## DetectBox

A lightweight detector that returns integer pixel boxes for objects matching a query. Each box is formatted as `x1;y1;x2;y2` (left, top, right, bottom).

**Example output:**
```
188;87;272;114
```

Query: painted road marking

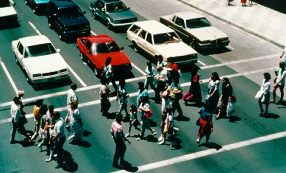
131;62;146;76
201;53;280;70
112;131;286;173
197;60;206;66
0;57;18;95
90;30;96;36
0;66;275;124
28;21;88;87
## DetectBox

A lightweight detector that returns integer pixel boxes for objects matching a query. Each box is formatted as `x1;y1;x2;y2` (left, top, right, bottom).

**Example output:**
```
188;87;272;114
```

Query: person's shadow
56;150;78;172
119;161;138;172
199;142;222;150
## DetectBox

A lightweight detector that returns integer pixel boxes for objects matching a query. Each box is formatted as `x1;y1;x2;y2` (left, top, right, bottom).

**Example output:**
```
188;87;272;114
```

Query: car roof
132;20;174;35
19;35;51;47
86;34;114;43
174;11;205;20
100;0;121;4
50;0;77;8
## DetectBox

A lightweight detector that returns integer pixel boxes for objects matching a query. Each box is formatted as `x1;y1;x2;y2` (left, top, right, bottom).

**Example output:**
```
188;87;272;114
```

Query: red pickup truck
76;34;132;75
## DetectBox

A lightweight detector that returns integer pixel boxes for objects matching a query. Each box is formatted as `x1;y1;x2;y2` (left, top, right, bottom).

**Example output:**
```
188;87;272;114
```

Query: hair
222;77;230;84
211;72;220;81
71;83;77;90
119;79;126;87
53;111;61;119
71;101;78;110
13;97;20;104
279;61;285;69
137;81;144;89
115;114;122;122
147;61;152;67
40;104;48;115
105;57;112;65
48;105;54;112
130;104;137;112
263;72;271;81
35;99;43;107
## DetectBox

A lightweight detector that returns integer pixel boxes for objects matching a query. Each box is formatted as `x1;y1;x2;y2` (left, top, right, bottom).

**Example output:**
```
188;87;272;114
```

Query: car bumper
29;73;69;84
62;29;90;39
198;40;230;49
167;54;198;64
110;21;134;29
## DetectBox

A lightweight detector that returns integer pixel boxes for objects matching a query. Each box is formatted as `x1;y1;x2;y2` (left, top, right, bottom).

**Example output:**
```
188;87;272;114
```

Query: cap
17;90;24;96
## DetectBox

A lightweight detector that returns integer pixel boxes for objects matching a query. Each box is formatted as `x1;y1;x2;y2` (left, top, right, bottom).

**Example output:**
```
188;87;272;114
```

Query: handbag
19;115;27;125
255;90;263;99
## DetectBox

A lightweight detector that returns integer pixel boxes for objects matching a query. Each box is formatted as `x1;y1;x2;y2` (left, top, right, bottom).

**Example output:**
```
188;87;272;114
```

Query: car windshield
58;7;82;17
186;17;211;29
153;32;180;44
106;2;127;12
0;1;10;7
25;43;56;58
91;41;120;54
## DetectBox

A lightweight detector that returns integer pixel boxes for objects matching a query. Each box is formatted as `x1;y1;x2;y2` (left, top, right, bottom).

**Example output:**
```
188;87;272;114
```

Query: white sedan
11;35;69;84
160;11;230;49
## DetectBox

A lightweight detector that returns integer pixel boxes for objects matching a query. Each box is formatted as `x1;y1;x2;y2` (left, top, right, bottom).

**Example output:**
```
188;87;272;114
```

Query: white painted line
112;131;286;173
197;60;206;66
226;45;234;50
90;30;97;36
131;62;146;76
201;53;280;70
0;57;18;95
28;21;41;35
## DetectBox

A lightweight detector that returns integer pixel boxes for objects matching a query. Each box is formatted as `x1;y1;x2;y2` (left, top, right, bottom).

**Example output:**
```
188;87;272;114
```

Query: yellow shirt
33;105;40;119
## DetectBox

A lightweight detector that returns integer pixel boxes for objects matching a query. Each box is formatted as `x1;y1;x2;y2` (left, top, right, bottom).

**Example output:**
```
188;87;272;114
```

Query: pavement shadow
83;130;92;137
118;161;138;172
149;120;157;127
199;47;231;56
169;136;182;150
199;142;222;150
228;115;241;123
145;135;158;143
70;140;91;148
174;116;190;121
56;150;78;172
103;112;117;119
260;113;280;119
32;78;72;91
0;22;20;30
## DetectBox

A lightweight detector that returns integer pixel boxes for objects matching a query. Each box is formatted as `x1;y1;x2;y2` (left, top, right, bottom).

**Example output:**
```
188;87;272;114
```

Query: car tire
107;20;112;30
32;9;36;14
24;0;28;5
48;22;53;29
59;34;64;41
15;55;19;65
80;53;87;63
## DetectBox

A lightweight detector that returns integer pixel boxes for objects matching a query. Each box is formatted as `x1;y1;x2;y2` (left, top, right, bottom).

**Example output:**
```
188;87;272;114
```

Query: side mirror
56;49;60;53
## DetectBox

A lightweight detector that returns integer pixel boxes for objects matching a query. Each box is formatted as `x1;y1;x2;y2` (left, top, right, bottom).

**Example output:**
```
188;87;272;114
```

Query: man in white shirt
67;83;78;108
272;62;286;104
10;97;29;144
280;46;286;65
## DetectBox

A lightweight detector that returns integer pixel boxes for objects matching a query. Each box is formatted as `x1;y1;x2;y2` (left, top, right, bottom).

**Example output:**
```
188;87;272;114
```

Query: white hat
17;90;24;95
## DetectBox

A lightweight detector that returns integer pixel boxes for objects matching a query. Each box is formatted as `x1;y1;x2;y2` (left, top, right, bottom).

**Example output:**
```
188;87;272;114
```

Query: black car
25;0;50;14
90;0;137;30
48;0;90;41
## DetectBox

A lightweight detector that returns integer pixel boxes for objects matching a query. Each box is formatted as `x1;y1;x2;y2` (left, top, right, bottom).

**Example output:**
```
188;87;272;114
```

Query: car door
136;29;149;53
93;0;105;21
143;32;156;57
173;16;189;41
16;42;24;65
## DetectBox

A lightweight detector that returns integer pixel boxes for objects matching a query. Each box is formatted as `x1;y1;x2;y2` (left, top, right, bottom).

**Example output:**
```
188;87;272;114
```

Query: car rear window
91;41;120;54
25;43;56;58
153;32;180;44
186;17;210;29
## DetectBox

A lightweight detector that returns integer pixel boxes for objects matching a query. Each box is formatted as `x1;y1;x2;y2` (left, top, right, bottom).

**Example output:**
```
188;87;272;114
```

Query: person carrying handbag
258;73;271;116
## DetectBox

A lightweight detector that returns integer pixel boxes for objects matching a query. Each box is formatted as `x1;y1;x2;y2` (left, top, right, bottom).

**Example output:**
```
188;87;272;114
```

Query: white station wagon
127;20;197;64
160;11;230;49
11;35;69;84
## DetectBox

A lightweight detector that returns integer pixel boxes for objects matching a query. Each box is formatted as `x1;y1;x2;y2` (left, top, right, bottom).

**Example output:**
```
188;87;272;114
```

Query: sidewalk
178;0;286;48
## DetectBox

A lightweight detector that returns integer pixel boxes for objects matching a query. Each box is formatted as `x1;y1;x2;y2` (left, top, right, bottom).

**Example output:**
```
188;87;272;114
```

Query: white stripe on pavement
0;57;18;95
201;53;280;70
197;60;206;66
131;62;146;76
112;131;286;173
28;21;41;35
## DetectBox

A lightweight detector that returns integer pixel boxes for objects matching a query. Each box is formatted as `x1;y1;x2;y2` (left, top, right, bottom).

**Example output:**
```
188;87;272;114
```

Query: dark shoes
10;140;16;144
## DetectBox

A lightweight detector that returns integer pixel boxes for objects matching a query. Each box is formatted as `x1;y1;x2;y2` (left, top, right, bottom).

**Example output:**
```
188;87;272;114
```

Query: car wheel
48;22;53;29
107;20;112;30
80;53;87;63
24;0;28;5
59;34;64;41
32;8;36;14
15;55;19;65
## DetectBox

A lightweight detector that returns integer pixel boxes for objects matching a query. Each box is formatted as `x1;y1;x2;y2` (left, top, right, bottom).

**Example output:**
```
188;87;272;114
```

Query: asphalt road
0;0;285;172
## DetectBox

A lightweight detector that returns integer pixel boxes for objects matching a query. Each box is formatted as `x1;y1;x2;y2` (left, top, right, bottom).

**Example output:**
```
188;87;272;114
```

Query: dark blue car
25;0;50;14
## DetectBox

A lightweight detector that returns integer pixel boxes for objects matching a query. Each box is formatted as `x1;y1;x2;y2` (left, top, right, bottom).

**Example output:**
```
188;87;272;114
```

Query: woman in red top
196;107;213;145
183;67;202;106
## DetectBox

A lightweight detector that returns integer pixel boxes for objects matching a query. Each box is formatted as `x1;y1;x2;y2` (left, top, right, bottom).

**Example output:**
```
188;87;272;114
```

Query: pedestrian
205;72;220;114
137;99;157;141
116;79;129;118
111;115;131;168
156;56;167;70
216;77;234;119
10;97;30;144
66;102;83;143
29;99;43;143
125;104;141;138
144;61;156;91
161;90;172;115
37;104;48;151
227;0;233;5
136;81;149;107
102;57;118;93
99;78;111;116
154;66;168;104
258;72;271;116
280;46;286;65
168;78;184;119
67;83;78;110
272;62;286;104
158;107;175;145
17;90;25;108
44;105;56;160
183;67;202;106
196;107;213;145
166;62;181;84
46;111;66;166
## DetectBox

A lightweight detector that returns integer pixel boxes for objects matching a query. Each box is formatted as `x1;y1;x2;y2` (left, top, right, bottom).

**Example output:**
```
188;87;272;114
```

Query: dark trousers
172;100;183;116
113;139;126;165
101;98;111;115
54;136;66;159
10;121;29;142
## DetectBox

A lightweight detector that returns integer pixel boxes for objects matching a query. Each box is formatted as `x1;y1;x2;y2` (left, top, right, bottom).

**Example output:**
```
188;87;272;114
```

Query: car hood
35;0;50;4
22;53;68;74
90;51;130;70
107;10;136;21
154;41;197;58
0;7;17;17
58;16;90;27
186;26;228;41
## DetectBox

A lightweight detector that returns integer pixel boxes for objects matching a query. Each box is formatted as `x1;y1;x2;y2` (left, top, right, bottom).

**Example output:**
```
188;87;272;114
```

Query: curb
177;0;284;48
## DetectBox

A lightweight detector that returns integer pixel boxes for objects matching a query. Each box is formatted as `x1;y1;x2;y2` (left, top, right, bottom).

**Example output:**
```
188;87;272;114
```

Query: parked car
89;0;137;30
76;34;132;75
160;11;230;49
25;0;50;14
11;35;70;84
0;0;18;26
127;20;197;64
48;0;90;41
